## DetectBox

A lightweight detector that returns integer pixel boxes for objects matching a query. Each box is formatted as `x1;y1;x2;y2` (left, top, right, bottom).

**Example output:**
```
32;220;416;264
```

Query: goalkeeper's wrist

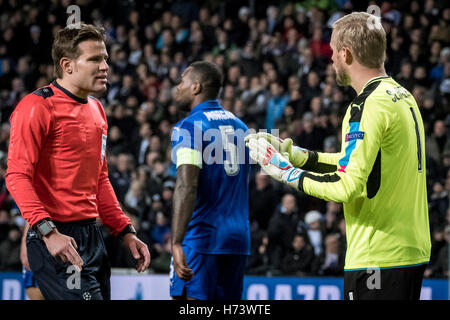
281;167;304;190
290;146;309;167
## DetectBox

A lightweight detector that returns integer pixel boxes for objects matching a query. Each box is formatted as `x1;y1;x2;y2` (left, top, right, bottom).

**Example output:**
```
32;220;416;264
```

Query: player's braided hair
52;23;105;78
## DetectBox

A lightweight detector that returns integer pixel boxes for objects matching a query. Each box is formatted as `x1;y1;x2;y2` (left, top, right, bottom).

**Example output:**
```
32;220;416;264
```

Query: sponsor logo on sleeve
345;131;365;142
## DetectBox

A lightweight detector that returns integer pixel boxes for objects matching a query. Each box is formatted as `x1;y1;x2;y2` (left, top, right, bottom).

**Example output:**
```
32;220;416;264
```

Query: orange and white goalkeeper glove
246;136;303;190
246;132;309;168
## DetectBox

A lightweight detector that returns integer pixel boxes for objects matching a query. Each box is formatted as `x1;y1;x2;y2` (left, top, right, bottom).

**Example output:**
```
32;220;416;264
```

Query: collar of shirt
359;75;391;95
52;80;88;104
189;100;221;116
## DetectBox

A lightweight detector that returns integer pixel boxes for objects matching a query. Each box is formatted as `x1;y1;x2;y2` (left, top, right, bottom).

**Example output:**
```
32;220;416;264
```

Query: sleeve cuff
298;173;306;193
117;224;136;241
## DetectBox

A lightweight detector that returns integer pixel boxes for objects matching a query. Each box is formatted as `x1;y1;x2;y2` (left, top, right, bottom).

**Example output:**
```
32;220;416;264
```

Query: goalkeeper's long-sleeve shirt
298;76;431;270
5;81;131;235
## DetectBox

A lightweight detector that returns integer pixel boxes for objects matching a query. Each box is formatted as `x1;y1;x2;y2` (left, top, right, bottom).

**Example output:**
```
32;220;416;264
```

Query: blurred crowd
0;0;449;279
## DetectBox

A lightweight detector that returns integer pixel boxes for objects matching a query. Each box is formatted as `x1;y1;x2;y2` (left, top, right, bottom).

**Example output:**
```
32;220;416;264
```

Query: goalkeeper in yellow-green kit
246;12;431;300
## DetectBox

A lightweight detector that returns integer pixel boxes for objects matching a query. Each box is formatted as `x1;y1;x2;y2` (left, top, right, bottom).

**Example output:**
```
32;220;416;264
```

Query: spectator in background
424;225;450;278
428;181;449;229
314;233;345;276
426;120;447;166
295;111;327;151
396;59;415;91
301;70;322;107
324;201;342;235
132;122;153;165
265;81;290;131
244;76;270;128
0;210;10;243
281;233;315;277
249;171;279;231
0;224;21;271
107;126;130;156
309;26;332;61
430;47;450;83
426;225;447;275
246;231;279;276
124;180;147;219
0;157;11;211
267;193;300;271
304;210;324;257
151;212;171;252
109;153;134;204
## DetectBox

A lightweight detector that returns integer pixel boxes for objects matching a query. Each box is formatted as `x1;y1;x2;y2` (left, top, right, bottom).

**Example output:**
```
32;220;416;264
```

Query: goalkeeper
247;12;430;300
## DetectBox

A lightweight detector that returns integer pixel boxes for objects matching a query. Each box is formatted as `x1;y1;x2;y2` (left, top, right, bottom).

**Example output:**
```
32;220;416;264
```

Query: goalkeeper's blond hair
332;12;386;69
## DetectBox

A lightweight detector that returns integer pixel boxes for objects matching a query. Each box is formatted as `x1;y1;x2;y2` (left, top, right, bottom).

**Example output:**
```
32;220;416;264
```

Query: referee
6;24;150;300
247;12;431;300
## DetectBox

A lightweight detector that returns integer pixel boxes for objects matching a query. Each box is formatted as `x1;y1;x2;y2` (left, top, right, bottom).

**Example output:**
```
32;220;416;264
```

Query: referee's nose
99;58;109;73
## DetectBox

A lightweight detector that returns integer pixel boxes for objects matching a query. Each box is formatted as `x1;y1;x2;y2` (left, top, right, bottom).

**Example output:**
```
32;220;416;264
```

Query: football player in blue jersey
170;61;251;300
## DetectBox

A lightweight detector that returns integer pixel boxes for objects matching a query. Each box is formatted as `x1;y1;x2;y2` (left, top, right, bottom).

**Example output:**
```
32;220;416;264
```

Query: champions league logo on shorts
82;292;92;300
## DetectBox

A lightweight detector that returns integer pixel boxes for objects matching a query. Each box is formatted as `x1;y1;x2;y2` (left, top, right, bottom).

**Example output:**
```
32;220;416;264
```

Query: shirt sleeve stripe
338;122;361;169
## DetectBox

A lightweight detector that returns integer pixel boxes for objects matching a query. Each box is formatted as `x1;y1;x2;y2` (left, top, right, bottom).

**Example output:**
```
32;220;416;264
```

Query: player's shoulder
87;95;104;108
88;95;99;102
365;77;413;108
233;115;249;131
32;85;55;99
16;86;53;112
174;114;204;131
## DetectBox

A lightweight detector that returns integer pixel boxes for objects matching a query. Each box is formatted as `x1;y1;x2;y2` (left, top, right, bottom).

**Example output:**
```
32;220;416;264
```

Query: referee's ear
60;57;74;76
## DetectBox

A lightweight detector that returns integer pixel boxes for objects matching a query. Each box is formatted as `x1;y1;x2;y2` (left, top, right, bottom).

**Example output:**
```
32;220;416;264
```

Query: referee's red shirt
6;81;131;235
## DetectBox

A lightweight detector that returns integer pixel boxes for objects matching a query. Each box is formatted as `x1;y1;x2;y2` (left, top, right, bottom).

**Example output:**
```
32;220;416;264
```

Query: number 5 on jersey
219;125;239;176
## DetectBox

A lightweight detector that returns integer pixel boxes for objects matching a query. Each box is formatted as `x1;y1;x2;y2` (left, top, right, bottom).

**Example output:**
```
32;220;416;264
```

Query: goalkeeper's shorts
169;245;247;300
343;263;427;300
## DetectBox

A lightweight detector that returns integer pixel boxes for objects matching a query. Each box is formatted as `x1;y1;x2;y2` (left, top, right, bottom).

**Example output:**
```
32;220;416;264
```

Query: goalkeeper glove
245;132;309;167
247;137;303;190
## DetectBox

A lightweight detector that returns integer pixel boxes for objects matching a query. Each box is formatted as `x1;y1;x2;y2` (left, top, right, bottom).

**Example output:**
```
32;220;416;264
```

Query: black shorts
343;264;427;300
27;218;111;300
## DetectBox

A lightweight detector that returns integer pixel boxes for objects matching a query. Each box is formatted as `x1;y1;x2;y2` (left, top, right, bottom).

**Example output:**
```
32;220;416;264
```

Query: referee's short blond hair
332;12;386;69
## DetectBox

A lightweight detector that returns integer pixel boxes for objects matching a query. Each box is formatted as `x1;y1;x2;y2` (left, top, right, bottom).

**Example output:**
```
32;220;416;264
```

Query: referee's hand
123;234;151;273
43;230;84;272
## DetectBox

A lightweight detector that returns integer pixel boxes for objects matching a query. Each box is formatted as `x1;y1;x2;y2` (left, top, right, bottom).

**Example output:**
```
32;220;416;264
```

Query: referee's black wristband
118;224;136;241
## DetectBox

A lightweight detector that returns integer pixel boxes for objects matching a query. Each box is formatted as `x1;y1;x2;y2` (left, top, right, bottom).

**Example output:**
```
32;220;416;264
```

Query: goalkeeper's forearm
299;150;340;173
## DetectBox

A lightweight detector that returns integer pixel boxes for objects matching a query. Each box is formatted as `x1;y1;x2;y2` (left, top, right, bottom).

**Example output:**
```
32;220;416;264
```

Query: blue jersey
171;100;250;255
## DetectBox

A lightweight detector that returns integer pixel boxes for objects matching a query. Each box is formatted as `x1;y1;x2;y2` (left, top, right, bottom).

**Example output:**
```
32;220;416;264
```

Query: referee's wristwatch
33;219;56;239
118;224;137;241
